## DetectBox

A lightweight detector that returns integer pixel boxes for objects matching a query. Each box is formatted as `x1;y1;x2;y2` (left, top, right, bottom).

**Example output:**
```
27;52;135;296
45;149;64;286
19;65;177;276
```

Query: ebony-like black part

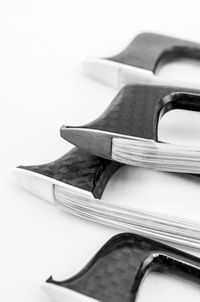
109;32;200;72
18;148;121;199
47;233;200;302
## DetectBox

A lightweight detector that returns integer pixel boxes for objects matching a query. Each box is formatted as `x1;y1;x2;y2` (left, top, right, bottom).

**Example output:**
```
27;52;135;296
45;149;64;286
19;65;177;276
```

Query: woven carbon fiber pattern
109;32;200;72
83;85;162;140
18;148;121;199
63;84;200;143
47;233;200;302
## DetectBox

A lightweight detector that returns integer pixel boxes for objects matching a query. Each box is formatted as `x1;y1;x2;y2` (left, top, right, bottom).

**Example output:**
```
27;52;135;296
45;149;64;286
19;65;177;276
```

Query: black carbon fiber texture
63;84;200;144
47;233;200;302
109;32;200;72
18;148;121;199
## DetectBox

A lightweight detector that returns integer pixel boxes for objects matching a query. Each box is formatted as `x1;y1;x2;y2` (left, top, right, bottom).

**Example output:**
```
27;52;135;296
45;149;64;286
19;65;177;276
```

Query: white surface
2;1;200;301
42;283;99;302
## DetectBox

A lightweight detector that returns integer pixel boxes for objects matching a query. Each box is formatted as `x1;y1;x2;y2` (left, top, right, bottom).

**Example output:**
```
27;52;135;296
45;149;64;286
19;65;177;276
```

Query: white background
2;0;200;301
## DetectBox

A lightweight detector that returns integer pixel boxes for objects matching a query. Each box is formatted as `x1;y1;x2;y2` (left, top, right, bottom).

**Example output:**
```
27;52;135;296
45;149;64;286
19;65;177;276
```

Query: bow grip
61;84;200;159
15;148;121;201
109;32;200;72
45;233;200;302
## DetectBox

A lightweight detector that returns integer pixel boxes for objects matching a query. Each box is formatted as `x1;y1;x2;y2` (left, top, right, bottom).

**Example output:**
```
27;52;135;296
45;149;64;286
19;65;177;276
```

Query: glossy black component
109;32;200;72
47;233;200;302
60;84;200;159
18;148;121;199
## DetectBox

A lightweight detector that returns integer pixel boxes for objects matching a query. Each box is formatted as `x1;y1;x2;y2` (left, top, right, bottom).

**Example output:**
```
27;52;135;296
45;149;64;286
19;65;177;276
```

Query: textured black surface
109;32;200;72
47;233;200;302
61;84;200;158
18;148;121;199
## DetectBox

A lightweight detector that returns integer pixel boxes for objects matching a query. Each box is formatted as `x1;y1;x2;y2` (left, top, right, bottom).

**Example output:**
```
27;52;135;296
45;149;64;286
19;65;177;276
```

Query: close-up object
14;148;200;249
3;2;200;301
83;32;200;88
61;84;200;174
42;233;200;302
